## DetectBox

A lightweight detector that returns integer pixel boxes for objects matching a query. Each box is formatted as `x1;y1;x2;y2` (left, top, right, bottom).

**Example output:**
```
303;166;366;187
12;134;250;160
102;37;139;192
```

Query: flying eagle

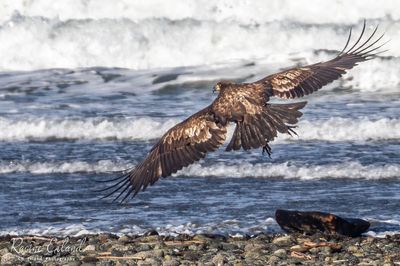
99;22;385;202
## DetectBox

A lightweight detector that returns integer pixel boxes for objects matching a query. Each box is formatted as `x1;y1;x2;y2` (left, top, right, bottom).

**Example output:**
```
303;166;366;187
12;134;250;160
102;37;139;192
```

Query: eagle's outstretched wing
100;107;226;202
256;21;387;99
99;22;385;201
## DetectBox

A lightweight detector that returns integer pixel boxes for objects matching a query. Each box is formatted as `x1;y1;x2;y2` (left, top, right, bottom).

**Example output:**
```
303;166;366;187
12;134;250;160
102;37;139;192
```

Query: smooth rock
82;244;96;252
212;253;226;266
134;250;164;259
0;248;9;256
144;229;159;236
290;245;308;252
140;235;160;242
144;257;161;265
309;247;320;254
244;242;264;252
347;245;359;253
1;253;19;265
163;259;180;266
319;246;332;255
110;244;129;252
325;257;333;264
268;255;280;264
233;262;244;266
272;235;292;246
273;248;287;258
353;252;365;257
118;235;130;242
183;251;199;261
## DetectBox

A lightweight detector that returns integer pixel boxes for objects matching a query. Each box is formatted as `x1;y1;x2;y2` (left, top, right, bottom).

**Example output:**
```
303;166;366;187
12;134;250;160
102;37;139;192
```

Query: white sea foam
0;225;105;237
365;230;400;238
0;160;128;174
1;218;399;237
1;0;399;24
278;117;400;142
1;116;399;142
2;159;399;180
181;161;400;180
0;117;179;141
0;10;398;71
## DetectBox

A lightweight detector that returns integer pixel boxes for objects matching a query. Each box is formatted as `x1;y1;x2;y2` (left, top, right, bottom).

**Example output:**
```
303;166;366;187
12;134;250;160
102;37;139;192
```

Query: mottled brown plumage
100;21;385;202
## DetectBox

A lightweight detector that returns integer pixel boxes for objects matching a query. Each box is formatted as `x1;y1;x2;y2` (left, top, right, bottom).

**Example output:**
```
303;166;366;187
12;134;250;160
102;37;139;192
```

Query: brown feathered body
100;21;386;202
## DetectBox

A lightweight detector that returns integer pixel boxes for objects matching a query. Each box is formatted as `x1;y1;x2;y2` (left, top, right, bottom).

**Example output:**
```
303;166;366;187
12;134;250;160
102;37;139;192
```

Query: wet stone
272;235;292;246
144;230;159;236
273;248;287;258
82;244;96;252
0;233;399;264
118;235;130;243
183;251;199;261
212;253;226;265
319;246;332;255
268;255;280;264
1;253;20;265
162;259;180;266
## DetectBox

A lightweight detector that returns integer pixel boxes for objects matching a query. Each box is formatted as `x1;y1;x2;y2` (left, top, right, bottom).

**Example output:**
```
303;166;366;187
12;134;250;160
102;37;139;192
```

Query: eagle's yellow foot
262;143;272;158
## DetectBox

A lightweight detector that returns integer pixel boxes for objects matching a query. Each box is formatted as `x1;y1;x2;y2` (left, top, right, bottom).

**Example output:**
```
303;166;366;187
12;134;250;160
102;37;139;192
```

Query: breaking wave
0;160;127;174
1;0;399;24
1;116;399;142
279;117;400;142
181;161;400;180
0;8;398;71
1;160;399;180
0;117;179;141
2;218;399;237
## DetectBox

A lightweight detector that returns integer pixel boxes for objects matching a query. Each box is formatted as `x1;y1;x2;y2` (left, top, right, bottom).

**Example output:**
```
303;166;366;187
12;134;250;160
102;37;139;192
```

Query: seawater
0;0;399;237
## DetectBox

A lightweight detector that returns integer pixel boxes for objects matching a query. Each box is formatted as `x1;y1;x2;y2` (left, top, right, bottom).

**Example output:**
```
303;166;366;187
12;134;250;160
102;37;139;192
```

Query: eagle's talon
288;126;298;137
262;143;272;158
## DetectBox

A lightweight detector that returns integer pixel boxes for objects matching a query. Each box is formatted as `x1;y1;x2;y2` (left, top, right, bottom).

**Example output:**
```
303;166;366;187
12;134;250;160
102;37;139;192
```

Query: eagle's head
213;81;233;93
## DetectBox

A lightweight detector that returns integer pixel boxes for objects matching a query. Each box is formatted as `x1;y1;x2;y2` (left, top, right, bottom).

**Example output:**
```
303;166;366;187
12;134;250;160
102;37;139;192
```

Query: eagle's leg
262;142;272;158
287;125;298;137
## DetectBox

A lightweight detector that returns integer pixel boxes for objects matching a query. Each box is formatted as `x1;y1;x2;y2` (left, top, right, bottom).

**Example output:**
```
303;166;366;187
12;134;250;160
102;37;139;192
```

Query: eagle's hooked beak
213;84;220;93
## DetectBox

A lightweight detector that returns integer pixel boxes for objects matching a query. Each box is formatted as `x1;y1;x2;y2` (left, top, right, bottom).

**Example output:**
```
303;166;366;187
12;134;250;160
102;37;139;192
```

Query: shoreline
1;232;399;265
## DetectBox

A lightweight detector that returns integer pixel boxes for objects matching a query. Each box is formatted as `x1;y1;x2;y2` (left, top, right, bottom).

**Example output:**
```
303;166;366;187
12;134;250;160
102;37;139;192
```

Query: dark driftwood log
275;209;370;237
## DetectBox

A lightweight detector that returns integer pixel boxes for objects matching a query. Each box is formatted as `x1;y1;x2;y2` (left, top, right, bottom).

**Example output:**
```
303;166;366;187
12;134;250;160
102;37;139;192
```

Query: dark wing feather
102;107;226;202
256;21;386;99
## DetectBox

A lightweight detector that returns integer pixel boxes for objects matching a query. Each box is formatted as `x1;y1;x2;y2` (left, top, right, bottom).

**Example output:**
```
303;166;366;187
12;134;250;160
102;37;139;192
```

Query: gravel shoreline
1;232;399;265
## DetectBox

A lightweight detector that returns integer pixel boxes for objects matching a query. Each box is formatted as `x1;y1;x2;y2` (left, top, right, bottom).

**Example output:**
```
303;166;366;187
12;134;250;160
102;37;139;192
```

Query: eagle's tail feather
267;101;307;127
226;101;307;152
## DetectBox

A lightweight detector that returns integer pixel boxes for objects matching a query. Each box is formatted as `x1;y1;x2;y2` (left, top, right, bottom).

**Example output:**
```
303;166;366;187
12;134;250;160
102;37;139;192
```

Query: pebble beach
1;232;399;265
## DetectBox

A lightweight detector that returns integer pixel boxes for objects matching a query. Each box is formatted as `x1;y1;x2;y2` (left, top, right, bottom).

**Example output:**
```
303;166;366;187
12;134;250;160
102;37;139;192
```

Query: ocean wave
2;218;399;237
4;220;399;237
0;116;399;142
181;161;400;180
0;219;274;237
279;117;400;142
0;13;398;71
1;0;399;24
0;160;128;174
2;159;399;180
0;117;179;141
1;55;399;96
